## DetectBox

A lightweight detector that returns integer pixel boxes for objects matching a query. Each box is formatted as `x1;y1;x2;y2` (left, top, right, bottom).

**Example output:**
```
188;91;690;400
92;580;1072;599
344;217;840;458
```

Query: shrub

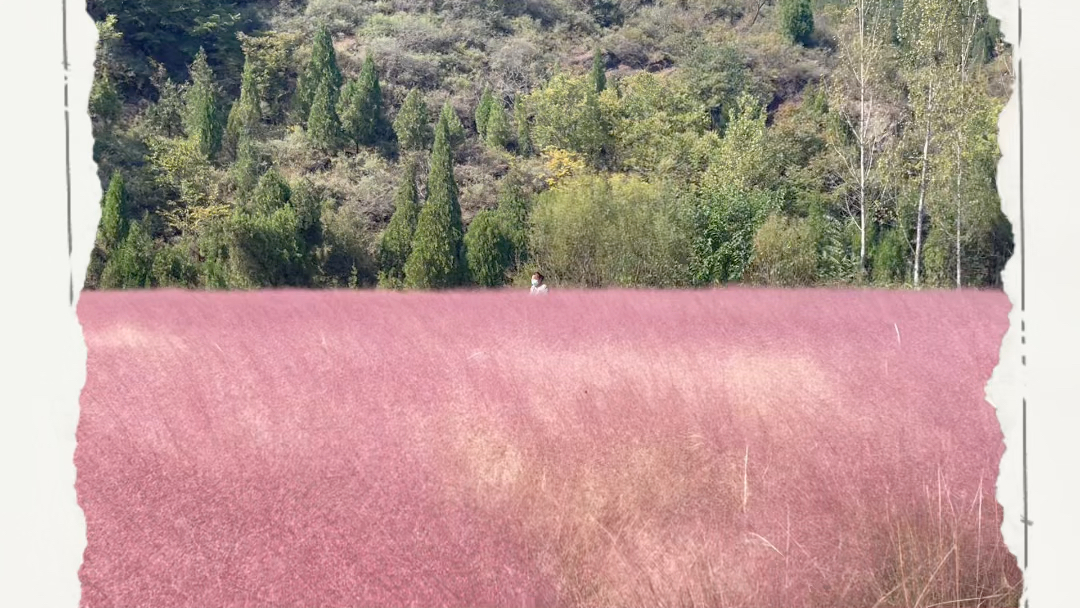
779;0;815;46
529;173;692;287
464;210;514;287
746;214;819;286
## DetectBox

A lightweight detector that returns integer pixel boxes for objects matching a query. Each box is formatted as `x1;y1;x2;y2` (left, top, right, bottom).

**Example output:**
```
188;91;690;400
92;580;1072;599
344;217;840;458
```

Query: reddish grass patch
76;288;1021;608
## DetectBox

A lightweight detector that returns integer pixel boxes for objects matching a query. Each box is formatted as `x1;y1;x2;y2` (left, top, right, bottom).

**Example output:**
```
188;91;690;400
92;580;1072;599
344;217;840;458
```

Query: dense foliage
86;0;1012;291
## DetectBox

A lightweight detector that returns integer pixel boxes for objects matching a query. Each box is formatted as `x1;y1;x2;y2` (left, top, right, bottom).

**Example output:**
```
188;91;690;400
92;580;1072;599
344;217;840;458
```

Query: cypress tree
393;88;433;152
298;27;343;120
404;115;466;288
337;79;363;152
308;78;342;152
591;48;607;93
356;52;389;146
99;171;128;251
233;134;264;196
475;88;495;140
224;55;262;159
100;220;155;289
183;48;224;160
440;99;466;148
377;159;422;286
514;96;533;156
485;101;511;149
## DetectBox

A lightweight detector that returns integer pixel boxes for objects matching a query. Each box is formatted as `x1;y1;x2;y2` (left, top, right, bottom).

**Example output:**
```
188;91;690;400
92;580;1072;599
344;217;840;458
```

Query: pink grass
76;288;1021;608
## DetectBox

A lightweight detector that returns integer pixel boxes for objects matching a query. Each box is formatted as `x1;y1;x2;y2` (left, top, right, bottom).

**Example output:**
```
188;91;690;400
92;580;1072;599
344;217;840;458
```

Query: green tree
404;116;466;288
100;220;155;289
298;27;343;120
226;205;304;287
484;101;511;149
183;48;224;160
308;78;343;152
495;174;531;269
690;183;779;286
337;79;365;152
152;239;200;288
290;178;325;279
223;54;263;159
339;53;389;149
98;171;128;251
465;210;513;286
779;0;815;46
514;96;533;156
528;73;609;165
377;159;422;287
602;72;709;176
591;48;607;93
248;169;291;214
828;0;896;278
703;93;776;192
530;174;692;287
393;88;433;152
145;60;185;138
745;214;819;286
475;88;495;140
358;52;390;145
89;70;122;125
232;134;265;196
440;100;466;148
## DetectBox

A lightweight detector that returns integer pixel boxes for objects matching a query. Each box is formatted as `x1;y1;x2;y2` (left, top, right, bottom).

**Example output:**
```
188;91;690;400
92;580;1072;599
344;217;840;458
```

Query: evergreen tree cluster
86;0;1012;292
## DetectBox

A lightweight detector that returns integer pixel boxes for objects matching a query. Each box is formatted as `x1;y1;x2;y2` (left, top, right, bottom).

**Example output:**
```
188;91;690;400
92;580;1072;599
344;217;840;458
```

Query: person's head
531;272;544;287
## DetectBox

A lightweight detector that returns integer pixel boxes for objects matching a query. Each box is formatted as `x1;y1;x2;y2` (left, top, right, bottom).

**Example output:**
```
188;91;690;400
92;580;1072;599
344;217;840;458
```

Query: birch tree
944;0;990;287
828;0;894;278
898;0;963;288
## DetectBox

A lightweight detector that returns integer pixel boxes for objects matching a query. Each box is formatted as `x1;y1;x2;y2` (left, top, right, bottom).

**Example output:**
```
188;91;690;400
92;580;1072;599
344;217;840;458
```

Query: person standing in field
530;272;549;295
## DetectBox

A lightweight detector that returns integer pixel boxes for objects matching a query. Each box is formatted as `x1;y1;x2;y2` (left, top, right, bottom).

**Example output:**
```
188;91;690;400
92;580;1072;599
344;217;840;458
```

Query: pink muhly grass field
76;287;1021;608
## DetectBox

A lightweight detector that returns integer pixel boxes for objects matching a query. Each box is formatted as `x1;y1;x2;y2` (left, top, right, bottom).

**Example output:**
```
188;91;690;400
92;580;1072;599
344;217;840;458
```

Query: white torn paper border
3;0;1074;606
984;1;1026;606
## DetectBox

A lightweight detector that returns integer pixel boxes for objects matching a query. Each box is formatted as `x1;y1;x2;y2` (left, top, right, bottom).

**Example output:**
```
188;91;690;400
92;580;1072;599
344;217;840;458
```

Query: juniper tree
377;159;422;286
358;52;390;145
308;78;343;152
485;101;511;149
591;48;607;93
514;96;533;156
440;99;466;148
404;116;466;288
298;27;343;120
475;87;495;140
99;171;128;251
337;79;364;152
393;88;433;152
224;55;263;159
183;48;224;160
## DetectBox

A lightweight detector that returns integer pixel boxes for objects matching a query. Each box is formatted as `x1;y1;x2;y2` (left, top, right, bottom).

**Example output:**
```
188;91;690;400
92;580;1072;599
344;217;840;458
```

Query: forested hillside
85;0;1013;290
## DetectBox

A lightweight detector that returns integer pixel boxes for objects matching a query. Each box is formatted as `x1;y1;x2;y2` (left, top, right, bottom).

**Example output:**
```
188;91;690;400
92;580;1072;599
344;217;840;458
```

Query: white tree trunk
913;80;934;289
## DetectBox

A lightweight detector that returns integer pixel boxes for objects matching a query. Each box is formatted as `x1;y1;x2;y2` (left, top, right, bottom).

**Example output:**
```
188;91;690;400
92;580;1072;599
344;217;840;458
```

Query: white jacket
530;284;549;295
